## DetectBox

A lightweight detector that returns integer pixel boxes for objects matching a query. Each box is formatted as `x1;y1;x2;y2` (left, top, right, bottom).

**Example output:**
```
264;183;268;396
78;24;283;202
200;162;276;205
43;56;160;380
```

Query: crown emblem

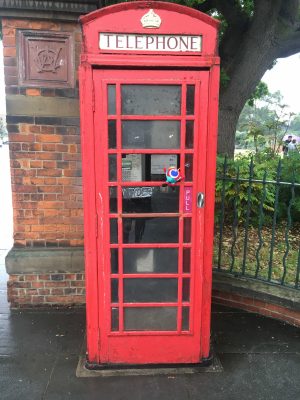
141;9;161;29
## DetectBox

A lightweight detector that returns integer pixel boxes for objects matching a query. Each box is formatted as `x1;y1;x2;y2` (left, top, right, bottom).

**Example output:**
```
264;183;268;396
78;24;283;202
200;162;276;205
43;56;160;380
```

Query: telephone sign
79;1;220;367
99;33;202;52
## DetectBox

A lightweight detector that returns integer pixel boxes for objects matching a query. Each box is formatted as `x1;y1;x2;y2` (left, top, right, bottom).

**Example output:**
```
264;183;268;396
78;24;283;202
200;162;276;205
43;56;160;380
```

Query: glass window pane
185;120;194;149
122;154;143;182
108;120;116;149
111;307;119;331
182;307;190;331
108;85;116;115
110;218;118;244
122;85;181;115
182;278;190;301
186;85;195;115
109;186;117;213
109;154;117;181
183;248;191;273
124;248;178;274
122;153;179;182
122;120;180;149
122;186;179;213
185;154;193;182
111;278;118;303
123;217;179;243
124;307;177;331
124;278;178;302
111;248;118;274
183;218;192;243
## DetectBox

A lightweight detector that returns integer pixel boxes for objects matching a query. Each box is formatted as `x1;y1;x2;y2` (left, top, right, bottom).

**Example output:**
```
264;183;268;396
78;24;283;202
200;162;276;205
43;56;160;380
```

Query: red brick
36;134;62;143
42;144;56;151
65;274;76;280
3;47;16;57
30;161;43;168
25;275;37;281
5;19;30;28
29;125;41;133
45;281;68;288
51;289;65;295
38;275;50;280
35;152;62;160
31;296;45;303
9;275;21;282
26;88;41;96
44;178;57;185
56;144;68;152
9;133;35;142
37;169;62;177
31;282;45;289
38;289;50;295
2;27;16;36
44;296;72;303
40;126;55;134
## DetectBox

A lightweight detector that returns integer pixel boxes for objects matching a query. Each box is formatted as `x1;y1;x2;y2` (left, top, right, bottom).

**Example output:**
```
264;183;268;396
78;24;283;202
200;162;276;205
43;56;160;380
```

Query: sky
262;53;300;114
0;42;299;116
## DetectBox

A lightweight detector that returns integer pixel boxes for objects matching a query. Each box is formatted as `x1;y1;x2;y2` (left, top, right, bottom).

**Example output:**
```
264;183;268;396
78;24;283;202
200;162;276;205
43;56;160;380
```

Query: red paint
79;1;220;366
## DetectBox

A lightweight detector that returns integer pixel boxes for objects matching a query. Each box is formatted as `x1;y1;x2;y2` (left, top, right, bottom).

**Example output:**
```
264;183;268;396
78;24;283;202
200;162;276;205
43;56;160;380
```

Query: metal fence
214;156;300;290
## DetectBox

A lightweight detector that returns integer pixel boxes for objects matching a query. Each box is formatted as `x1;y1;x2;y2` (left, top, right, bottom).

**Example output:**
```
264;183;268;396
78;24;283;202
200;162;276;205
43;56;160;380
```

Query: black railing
214;156;300;290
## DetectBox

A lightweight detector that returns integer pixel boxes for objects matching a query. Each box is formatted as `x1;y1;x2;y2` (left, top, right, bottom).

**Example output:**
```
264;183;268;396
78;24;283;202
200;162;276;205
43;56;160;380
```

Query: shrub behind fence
214;154;300;289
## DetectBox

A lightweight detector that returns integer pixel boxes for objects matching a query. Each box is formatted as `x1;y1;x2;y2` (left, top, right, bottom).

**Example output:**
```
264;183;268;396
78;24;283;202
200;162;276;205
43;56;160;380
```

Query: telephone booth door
79;1;220;366
92;69;209;364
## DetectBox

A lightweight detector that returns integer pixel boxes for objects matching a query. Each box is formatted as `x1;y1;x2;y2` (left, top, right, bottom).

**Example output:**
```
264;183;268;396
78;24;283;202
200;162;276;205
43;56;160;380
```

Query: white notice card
151;155;178;175
122;154;142;181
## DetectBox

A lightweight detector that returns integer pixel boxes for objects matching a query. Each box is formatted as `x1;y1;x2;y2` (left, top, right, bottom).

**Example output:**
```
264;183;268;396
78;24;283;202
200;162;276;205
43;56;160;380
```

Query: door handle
197;192;205;208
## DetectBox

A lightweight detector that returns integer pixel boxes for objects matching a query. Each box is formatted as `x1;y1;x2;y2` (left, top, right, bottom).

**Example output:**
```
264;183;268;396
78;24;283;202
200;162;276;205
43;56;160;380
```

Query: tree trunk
216;0;284;156
217;105;241;156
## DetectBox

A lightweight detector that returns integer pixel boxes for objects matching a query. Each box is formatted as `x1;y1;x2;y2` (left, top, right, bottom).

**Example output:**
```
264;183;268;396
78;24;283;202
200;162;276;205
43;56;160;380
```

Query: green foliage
220;68;230;88
216;151;300;226
247;82;269;107
0;118;7;140
239;0;254;16
290;114;300;133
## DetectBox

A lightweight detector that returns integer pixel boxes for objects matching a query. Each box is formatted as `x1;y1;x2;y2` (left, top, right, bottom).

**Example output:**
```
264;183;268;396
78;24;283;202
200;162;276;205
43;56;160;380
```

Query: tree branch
214;0;249;26
278;0;300;27
277;30;300;57
194;0;216;14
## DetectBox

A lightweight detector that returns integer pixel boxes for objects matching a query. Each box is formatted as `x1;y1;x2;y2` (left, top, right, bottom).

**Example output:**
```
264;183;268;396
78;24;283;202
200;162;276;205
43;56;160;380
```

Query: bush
215;150;300;225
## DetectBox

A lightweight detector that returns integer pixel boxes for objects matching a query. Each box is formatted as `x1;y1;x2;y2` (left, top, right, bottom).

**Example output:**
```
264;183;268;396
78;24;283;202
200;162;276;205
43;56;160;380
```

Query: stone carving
33;46;62;73
18;30;74;88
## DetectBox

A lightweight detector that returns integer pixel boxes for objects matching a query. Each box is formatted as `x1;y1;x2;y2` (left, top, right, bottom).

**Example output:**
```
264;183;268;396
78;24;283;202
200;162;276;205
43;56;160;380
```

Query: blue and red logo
164;167;183;185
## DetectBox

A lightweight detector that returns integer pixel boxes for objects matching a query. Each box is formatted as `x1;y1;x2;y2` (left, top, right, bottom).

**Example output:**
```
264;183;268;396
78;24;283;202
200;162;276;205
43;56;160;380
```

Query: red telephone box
79;1;220;366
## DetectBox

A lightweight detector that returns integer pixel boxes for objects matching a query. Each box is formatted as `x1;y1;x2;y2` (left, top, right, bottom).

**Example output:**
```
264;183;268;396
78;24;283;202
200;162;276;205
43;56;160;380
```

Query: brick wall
212;290;300;327
3;17;85;306
7;272;85;307
3;18;83;249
